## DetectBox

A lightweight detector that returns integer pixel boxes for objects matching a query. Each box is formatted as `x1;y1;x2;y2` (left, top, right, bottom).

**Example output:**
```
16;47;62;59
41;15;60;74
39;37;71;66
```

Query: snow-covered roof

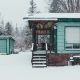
24;13;80;20
0;35;15;40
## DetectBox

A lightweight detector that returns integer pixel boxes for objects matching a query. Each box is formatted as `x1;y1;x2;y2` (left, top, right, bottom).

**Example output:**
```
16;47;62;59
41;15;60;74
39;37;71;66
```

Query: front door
0;39;7;53
37;35;50;50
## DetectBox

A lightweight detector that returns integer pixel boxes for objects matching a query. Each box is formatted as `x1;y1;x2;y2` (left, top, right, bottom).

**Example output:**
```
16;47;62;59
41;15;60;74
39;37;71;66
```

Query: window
65;27;80;49
38;35;50;43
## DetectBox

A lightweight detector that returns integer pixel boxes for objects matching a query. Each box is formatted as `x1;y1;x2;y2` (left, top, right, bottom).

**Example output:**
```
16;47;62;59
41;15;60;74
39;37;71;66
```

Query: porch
29;20;57;67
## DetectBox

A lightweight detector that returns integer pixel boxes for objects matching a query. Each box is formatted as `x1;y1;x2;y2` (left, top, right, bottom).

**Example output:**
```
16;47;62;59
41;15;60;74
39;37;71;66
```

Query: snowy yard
0;50;80;80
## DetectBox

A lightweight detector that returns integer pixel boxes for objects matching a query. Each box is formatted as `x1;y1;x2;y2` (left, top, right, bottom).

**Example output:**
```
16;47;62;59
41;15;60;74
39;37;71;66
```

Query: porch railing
45;43;48;66
31;43;34;63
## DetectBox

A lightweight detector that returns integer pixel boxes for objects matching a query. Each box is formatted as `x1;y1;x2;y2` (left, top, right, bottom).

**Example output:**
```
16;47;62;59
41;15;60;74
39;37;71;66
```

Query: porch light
54;26;57;29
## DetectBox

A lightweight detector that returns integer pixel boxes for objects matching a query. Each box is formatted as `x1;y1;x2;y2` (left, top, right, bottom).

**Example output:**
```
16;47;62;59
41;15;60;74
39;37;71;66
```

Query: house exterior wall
10;39;14;54
0;37;14;55
6;39;10;54
56;22;80;53
0;39;7;54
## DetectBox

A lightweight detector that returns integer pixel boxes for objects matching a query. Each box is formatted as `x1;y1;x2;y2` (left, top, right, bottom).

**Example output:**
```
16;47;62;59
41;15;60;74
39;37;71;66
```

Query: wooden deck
47;53;71;66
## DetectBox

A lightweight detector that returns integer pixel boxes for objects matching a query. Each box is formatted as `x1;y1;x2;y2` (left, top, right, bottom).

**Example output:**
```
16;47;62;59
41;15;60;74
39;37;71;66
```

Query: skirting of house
47;53;80;66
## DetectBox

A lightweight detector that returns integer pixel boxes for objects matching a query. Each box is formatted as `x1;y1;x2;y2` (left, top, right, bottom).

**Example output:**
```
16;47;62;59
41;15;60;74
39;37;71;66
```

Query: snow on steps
33;51;46;54
32;64;47;68
33;58;46;60
32;61;46;63
33;56;46;58
32;50;47;68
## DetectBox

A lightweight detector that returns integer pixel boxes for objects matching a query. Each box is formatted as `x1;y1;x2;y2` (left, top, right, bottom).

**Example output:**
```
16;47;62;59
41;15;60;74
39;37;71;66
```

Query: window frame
65;26;80;50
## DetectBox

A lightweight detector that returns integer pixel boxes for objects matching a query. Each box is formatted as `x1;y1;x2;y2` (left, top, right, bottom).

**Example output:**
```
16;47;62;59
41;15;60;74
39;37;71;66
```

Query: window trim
65;26;80;50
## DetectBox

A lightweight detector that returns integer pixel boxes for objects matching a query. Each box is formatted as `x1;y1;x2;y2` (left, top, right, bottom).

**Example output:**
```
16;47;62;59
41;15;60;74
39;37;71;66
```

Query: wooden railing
31;42;48;66
45;43;48;66
31;43;34;63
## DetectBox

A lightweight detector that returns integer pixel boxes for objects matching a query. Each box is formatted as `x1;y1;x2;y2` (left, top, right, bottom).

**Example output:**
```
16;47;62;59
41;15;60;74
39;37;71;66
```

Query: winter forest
0;0;80;51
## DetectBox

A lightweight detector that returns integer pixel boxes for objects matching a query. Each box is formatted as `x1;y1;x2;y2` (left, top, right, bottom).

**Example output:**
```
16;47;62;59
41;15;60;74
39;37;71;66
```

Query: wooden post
31;43;34;64
46;43;48;66
50;28;52;54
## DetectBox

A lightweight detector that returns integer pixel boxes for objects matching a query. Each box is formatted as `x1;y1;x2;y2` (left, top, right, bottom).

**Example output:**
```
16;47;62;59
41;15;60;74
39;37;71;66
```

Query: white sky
0;0;48;28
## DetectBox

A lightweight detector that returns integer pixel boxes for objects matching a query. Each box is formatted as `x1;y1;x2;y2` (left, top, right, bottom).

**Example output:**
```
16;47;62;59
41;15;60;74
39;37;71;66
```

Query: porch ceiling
29;20;56;29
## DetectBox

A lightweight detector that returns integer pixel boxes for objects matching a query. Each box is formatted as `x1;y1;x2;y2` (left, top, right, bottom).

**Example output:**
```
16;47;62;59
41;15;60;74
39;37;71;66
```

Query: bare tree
49;0;80;13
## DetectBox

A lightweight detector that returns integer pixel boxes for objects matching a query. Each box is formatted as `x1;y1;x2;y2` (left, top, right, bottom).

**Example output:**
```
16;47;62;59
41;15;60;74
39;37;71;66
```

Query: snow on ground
0;50;80;80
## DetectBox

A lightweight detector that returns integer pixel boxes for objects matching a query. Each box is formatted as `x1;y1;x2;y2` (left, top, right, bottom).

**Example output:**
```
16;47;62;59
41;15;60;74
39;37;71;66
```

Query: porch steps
32;51;47;68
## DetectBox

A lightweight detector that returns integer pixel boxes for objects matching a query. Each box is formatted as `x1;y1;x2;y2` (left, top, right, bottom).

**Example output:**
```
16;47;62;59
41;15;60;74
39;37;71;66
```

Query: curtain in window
65;27;80;43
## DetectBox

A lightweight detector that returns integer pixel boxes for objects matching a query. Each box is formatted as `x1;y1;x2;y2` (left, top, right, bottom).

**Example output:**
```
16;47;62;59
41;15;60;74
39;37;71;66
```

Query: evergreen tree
22;24;32;49
49;0;60;12
13;26;22;48
28;0;40;15
5;22;12;35
0;26;3;35
15;26;19;36
0;21;4;35
0;14;4;35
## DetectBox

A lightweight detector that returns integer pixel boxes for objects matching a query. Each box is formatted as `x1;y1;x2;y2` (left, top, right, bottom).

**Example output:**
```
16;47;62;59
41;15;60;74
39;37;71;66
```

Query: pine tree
5;22;12;35
0;26;3;35
0;15;4;35
22;24;32;49
49;0;60;13
13;26;22;49
28;0;40;15
15;26;19;36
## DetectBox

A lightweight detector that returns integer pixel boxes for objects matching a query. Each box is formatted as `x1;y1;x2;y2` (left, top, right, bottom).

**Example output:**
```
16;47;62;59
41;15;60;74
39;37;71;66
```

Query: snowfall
0;50;80;80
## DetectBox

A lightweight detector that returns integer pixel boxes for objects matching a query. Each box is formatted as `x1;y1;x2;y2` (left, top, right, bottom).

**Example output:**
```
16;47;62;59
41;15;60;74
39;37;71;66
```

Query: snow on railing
31;43;34;51
46;43;48;51
45;43;48;66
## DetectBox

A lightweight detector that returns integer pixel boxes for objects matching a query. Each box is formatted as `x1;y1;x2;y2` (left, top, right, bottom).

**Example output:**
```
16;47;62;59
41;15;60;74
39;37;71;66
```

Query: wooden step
34;51;46;54
33;54;46;56
32;61;46;63
32;60;46;62
33;58;46;60
32;50;47;67
32;63;46;65
33;52;46;54
32;57;46;59
32;64;47;68
33;55;46;57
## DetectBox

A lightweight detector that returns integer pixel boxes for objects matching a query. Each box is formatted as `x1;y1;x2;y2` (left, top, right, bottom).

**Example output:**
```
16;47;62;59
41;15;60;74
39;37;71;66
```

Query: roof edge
23;17;58;21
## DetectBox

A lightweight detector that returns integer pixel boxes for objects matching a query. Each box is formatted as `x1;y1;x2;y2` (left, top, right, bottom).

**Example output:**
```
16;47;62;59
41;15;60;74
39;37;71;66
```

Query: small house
24;13;80;67
0;35;14;55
